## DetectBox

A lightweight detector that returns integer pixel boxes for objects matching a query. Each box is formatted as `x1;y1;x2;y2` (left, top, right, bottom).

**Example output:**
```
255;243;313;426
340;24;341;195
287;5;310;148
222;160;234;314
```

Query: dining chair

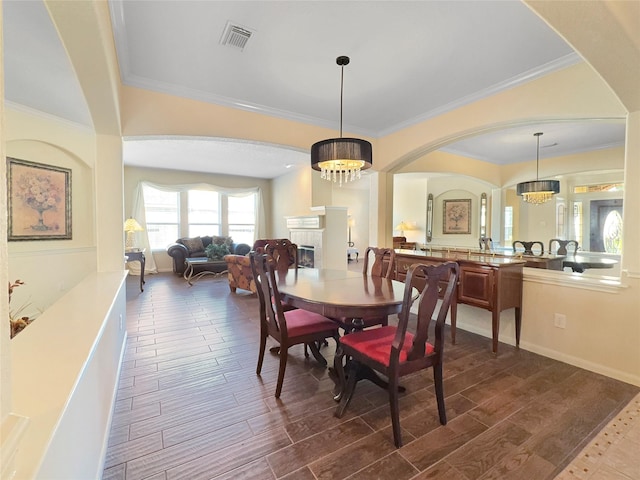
512;240;544;256
250;252;340;398
363;246;396;279
264;238;319;354
549;238;579;255
265;238;299;271
353;246;397;329
334;261;460;447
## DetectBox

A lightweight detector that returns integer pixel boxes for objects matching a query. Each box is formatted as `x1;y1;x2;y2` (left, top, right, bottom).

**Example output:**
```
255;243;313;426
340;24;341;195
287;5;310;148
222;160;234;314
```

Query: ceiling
3;1;626;179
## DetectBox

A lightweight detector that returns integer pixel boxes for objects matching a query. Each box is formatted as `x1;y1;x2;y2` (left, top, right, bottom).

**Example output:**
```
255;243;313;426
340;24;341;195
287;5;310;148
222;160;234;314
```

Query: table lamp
124;218;143;251
395;221;412;237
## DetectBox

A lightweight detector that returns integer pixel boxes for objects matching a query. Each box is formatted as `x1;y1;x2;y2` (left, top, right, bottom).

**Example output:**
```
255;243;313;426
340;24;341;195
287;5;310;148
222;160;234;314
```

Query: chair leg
275;348;288;398
256;333;267;375
433;363;447;425
388;374;402;448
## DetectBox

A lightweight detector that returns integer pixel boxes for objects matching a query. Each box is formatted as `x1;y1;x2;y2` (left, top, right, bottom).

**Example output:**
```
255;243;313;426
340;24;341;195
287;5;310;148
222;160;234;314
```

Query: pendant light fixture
311;56;372;186
517;132;560;205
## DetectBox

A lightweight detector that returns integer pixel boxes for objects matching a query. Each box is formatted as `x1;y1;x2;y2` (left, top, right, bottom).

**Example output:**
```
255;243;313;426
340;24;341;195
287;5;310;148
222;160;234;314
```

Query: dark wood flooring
102;271;639;480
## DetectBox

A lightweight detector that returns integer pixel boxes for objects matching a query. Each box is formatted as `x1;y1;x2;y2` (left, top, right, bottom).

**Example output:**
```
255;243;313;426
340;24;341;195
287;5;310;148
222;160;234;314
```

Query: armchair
223;254;255;293
223;239;294;294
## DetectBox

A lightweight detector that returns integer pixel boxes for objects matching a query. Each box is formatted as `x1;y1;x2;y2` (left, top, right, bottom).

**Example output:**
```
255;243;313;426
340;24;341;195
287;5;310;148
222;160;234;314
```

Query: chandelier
516;132;560;205
311;56;372;186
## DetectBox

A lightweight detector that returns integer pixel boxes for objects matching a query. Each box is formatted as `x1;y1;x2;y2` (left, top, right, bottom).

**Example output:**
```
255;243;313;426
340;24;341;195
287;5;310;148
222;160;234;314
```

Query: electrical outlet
554;313;567;329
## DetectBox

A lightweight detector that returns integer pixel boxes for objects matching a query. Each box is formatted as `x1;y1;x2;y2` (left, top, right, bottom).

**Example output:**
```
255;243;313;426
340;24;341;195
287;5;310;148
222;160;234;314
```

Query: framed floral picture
443;199;471;234
7;157;72;241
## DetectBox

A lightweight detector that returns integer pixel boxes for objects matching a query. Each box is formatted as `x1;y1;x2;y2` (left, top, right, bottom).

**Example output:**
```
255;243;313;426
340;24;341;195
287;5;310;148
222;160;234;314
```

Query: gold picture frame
443;199;471;234
7;157;72;241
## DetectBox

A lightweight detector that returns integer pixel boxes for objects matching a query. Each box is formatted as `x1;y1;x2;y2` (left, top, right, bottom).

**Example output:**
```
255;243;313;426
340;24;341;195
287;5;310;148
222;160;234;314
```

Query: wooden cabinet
394;251;524;354
458;265;494;309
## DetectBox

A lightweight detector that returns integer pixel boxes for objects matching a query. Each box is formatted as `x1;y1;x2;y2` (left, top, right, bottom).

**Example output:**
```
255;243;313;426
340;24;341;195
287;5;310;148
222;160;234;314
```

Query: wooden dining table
276;267;412;404
276;268;408;322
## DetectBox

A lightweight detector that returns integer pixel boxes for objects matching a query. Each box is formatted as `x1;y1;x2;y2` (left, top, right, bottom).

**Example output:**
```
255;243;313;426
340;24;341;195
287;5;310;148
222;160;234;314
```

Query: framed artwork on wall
7;157;72;241
443;199;471;234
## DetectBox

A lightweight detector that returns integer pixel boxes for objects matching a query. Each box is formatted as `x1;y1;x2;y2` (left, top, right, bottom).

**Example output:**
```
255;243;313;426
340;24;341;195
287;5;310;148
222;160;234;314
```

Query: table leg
139;255;145;292
183;262;195;285
514;307;521;348
492;309;500;355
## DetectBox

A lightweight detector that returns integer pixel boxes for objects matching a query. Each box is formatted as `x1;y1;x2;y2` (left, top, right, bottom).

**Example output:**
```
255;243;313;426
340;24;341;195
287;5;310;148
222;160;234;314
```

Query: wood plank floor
102;271;639;480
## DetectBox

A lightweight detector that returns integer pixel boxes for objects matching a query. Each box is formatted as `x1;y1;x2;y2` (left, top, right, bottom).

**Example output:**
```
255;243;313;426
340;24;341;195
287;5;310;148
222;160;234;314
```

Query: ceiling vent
220;21;254;51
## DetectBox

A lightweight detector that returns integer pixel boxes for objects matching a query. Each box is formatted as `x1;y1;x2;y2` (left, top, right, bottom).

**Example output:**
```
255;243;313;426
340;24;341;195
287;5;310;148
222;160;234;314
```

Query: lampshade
395;221;413;236
517;132;560;205
124;218;143;232
395;221;410;232
516;179;560;204
310;56;372;186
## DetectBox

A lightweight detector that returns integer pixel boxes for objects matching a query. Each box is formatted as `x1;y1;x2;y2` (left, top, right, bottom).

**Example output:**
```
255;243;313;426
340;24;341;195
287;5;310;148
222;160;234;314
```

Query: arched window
603;210;623;254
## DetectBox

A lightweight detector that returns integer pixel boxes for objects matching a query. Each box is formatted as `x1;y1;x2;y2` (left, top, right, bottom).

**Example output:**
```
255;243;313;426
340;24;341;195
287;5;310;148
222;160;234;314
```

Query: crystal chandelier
516;132;560;204
311;56;372;186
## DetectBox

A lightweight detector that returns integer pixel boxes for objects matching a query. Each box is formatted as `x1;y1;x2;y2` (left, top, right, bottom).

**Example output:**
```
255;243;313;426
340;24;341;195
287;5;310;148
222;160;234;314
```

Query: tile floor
102;269;640;480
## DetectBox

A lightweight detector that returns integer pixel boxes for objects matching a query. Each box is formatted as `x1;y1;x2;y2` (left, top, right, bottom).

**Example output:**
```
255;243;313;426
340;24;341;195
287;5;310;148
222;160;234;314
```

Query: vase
31;209;50;231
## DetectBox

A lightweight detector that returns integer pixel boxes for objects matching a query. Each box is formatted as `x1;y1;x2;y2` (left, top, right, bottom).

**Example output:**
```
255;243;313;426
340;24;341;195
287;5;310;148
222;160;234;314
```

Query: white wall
394;174;494;248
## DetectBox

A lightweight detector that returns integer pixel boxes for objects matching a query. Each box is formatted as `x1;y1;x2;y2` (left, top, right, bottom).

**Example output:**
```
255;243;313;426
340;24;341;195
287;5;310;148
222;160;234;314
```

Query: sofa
166;235;251;275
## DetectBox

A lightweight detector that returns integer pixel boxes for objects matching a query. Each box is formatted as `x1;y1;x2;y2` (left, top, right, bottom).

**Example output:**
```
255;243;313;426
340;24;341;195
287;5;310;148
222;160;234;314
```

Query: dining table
275;267;414;406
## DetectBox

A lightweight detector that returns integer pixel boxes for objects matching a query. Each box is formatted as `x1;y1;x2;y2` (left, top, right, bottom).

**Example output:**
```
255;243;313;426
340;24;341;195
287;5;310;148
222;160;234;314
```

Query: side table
347;247;359;263
125;249;146;292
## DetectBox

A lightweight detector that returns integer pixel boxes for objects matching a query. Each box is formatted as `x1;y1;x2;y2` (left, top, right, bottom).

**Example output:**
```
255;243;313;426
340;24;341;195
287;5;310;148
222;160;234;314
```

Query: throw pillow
182;237;204;254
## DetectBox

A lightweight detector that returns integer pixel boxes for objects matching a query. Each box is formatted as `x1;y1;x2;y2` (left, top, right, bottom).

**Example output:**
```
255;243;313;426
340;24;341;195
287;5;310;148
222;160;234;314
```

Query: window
228;194;256;245
603;210;623;254
141;185;258;250
188;190;219;237
143;186;179;249
504;206;513;245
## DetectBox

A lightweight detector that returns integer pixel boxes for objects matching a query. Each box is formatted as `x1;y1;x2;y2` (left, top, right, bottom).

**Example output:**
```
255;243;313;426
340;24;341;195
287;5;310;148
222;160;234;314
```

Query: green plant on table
205;242;230;260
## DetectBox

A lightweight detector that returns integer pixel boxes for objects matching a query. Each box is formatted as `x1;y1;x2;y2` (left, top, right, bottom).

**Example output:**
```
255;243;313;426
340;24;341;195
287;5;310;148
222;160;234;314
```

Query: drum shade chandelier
311;56;372;186
517;132;560;205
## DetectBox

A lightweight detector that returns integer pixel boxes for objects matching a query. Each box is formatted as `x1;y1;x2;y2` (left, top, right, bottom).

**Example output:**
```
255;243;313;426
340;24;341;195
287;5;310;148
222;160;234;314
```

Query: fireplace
298;245;315;268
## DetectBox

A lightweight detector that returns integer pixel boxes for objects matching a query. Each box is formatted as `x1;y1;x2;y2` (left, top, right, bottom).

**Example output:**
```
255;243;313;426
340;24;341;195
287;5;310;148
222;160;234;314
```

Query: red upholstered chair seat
283;309;339;337
340;326;434;366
